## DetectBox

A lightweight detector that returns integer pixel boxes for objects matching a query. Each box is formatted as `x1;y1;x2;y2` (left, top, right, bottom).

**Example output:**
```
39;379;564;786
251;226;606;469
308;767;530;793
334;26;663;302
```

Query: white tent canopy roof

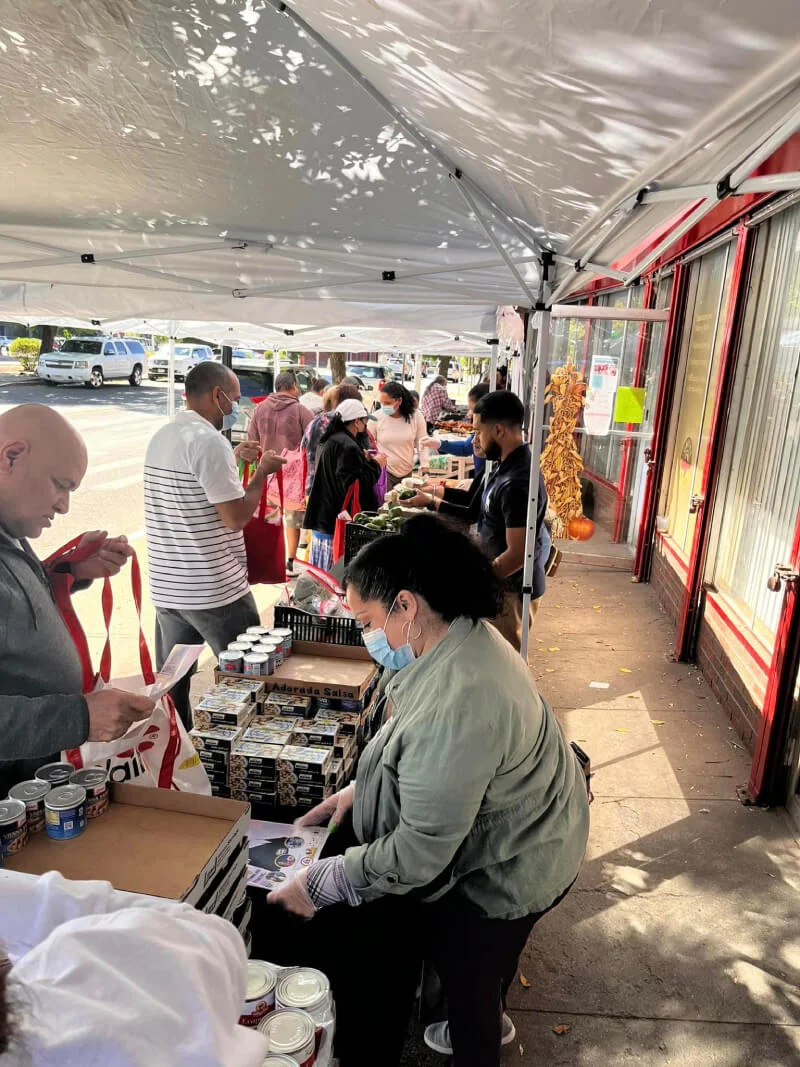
1;0;799;324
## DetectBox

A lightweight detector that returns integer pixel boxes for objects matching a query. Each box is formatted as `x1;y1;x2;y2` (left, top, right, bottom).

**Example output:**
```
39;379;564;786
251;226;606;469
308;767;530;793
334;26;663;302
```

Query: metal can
246;625;271;638
235;636;257;649
0;799;28;855
243;653;269;677
275;968;331;1027
239;960;277;1028
263;1057;300;1067
258;1009;316;1066
70;768;109;819
35;761;75;788
258;640;283;667
249;644;276;673
269;628;294;654
44;785;87;841
228;641;252;653
219;650;243;675
8;780;50;834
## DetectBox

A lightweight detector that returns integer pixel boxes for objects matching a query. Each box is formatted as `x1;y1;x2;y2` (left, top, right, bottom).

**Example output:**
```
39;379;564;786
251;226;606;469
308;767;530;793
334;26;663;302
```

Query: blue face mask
380;404;396;416
362;597;417;671
218;390;240;431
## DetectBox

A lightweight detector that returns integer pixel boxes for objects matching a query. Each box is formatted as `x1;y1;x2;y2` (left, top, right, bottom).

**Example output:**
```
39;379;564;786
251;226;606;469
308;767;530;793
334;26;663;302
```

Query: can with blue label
45;784;87;841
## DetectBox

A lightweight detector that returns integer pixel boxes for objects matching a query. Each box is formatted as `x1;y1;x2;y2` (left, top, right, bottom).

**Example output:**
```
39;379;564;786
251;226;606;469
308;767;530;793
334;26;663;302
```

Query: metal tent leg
520;310;549;661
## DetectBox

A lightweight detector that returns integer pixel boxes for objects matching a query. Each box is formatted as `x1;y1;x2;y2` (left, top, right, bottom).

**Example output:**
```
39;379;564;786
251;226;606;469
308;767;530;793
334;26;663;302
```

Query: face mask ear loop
404;617;422;644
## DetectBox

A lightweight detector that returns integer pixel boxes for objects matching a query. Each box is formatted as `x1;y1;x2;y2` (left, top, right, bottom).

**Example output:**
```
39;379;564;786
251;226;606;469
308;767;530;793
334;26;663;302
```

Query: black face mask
484;439;502;462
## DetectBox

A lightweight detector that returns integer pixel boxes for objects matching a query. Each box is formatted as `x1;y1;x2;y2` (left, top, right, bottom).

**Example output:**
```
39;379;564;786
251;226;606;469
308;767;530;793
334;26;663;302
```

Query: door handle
766;564;800;592
689;494;705;514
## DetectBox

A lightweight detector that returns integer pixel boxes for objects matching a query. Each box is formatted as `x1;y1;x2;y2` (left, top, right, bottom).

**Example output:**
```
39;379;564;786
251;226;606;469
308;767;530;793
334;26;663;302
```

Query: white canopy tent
2;1;800;660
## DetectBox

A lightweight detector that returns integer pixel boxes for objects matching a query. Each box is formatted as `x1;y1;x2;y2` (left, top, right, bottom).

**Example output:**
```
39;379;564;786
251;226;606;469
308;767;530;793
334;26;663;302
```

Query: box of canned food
230;741;284;774
243;725;298;746
197;749;230;773
334;736;358;762
193;698;254;732
290;720;340;748
210;678;266;703
314;694;368;713
231;786;277;805
262;692;313;718
250;714;306;734
277;745;333;780
314;710;361;737
190;724;243;754
203;765;230;787
279;780;333;801
230;762;277;783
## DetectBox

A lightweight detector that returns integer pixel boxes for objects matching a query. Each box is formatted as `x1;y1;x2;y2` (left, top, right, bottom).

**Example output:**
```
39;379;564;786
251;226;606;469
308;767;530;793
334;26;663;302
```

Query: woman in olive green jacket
270;514;590;1067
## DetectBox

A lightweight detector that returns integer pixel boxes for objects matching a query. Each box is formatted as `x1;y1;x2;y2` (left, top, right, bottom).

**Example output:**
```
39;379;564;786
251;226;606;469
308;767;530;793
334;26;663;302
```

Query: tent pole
489;342;498;390
623;197;716;284
167;330;176;418
520;310;550;662
414;353;422;395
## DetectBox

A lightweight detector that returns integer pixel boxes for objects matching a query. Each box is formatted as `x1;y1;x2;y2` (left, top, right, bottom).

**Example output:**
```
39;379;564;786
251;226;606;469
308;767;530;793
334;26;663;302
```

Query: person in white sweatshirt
0;869;267;1067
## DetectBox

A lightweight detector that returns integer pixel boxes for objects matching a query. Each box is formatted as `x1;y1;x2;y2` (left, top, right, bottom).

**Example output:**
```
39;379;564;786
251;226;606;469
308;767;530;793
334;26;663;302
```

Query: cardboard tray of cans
216;652;378;700
5;784;249;906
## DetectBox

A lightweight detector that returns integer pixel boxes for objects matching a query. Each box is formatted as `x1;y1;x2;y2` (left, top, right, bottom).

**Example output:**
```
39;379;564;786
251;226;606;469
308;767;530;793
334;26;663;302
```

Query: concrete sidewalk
402;562;800;1066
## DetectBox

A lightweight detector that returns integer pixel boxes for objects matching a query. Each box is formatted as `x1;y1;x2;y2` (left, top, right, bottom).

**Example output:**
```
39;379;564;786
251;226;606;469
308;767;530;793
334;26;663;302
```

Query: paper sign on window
584;356;619;437
613;386;645;425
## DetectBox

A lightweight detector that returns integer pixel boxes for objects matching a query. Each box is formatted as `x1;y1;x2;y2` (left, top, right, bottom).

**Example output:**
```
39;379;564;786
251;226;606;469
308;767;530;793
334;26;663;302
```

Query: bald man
0;404;154;794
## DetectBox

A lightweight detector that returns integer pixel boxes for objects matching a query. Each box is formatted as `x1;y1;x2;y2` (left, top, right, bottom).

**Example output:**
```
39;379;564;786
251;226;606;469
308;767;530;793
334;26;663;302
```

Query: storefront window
711;205;800;640
663;243;735;554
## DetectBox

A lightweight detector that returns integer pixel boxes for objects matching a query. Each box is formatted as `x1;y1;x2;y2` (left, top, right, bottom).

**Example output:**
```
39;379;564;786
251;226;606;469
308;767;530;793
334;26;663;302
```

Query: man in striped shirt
144;362;284;726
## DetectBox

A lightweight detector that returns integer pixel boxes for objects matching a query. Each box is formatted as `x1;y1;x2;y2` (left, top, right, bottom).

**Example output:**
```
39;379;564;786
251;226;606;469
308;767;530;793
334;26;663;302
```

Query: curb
0;374;40;388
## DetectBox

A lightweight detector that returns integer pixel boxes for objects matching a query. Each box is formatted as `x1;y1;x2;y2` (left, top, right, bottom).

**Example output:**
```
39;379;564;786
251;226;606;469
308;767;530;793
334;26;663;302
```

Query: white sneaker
423;1013;516;1055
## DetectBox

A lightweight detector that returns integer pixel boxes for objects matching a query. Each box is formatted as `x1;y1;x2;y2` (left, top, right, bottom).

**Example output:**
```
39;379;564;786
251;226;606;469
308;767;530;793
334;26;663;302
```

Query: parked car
147;343;215;381
345;361;394;409
229;361;340;441
37;337;146;388
447;362;463;383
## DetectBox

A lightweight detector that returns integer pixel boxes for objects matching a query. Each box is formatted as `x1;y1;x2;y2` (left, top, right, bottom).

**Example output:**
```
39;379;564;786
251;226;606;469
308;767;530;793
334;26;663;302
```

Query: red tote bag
242;466;287;585
332;480;360;564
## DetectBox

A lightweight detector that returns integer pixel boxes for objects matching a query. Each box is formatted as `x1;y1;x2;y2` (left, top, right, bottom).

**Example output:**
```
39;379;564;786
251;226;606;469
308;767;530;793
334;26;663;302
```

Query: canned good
0;798;28;854
243;653;269;677
228;641;252;653
236;633;258;644
269;629;293;654
258;641;283;666
44;785;87;841
239;960;277;1027
263;1057;299;1067
70;768;109;819
219;651;243;675
258;1009;316;1066
35;761;75;787
249;645;276;672
8;779;50;834
275;969;331;1026
246;626;272;638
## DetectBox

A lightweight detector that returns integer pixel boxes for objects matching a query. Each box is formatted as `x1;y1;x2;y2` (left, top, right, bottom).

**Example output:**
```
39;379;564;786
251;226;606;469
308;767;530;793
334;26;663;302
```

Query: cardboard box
315;710;360;737
193;697;254;731
190;724;243;754
230;741;284;774
5;784;249;905
263;654;378;700
261;692;314;718
231;787;277;805
334;736;358;762
242;725;295;747
197;838;249;914
291;720;341;747
278;745;333;778
209;678;265;703
198;748;230;770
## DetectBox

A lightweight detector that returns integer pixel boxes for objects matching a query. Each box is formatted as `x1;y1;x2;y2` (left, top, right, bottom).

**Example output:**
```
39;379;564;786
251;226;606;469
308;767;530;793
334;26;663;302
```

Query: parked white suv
38;337;146;389
148;343;215;381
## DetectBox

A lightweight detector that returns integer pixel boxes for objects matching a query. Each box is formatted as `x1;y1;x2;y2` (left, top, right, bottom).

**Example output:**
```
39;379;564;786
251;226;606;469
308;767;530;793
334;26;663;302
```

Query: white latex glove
421;436;441;451
266;869;316;919
296;782;355;831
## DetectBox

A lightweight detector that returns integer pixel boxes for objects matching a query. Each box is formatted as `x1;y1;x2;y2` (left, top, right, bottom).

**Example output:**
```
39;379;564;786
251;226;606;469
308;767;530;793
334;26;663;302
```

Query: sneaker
423;1014;516;1055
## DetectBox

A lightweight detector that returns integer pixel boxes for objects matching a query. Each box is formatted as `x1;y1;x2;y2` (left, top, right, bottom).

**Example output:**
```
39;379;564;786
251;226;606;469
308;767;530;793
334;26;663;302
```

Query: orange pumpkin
567;515;595;541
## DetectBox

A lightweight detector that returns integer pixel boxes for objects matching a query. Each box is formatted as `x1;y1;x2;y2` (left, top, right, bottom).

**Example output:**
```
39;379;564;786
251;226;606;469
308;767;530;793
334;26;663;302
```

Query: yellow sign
614;386;645;424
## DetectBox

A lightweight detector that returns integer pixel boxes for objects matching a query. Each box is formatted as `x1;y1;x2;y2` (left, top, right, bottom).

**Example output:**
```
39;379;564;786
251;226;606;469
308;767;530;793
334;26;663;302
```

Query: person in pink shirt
248;371;313;567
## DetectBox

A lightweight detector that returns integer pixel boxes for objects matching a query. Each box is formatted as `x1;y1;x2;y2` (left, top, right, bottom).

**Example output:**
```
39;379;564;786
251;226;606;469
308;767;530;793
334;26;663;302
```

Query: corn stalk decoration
540;362;588;539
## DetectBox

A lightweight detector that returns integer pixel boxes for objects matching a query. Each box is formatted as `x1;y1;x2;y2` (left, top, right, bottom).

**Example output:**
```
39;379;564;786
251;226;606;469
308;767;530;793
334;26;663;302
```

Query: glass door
661;243;736;555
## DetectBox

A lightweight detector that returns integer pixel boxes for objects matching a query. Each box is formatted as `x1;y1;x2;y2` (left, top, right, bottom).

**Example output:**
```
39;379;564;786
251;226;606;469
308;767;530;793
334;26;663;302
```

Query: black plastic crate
274;604;363;646
344;521;390;565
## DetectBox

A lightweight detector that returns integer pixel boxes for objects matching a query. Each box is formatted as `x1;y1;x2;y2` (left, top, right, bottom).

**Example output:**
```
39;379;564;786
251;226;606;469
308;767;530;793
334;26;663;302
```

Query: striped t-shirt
144;411;249;610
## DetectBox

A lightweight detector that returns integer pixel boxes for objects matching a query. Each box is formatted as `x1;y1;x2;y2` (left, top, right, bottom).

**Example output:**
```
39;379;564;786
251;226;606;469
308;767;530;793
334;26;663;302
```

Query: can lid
8;780;50;802
276;968;330;1009
244;653;268;662
0;799;26;824
35;762;75;781
219;650;243;659
263;1056;299;1067
46;784;87;810
258;1008;315;1051
70;768;108;788
245;960;276;1000
227;642;250;651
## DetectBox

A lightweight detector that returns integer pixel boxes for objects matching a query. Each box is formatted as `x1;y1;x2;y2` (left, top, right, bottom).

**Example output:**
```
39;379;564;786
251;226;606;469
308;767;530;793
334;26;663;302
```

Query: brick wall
650;536;685;626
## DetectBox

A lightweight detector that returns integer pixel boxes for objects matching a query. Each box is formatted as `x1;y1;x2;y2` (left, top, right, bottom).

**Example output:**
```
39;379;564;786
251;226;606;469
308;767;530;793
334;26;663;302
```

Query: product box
334;736;358;762
230;767;277;789
242;725;296;747
249;715;305;735
190;724;243;754
314;710;361;737
198;747;230;769
203;764;230;786
315;695;370;714
5;784;249;906
291;720;341;748
261;692;314;718
231;786;277;806
193;699;254;732
230;740;284;774
261;654;378;701
277;779;333;801
277;745;333;780
210;678;266;703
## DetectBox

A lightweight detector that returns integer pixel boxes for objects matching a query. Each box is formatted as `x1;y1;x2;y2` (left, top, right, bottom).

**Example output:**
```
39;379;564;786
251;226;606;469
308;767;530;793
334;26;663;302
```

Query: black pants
154;592;259;728
252;822;571;1067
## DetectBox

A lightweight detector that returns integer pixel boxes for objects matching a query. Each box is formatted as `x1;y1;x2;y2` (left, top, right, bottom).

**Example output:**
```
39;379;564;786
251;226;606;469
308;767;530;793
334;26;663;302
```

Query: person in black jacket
303;399;386;571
